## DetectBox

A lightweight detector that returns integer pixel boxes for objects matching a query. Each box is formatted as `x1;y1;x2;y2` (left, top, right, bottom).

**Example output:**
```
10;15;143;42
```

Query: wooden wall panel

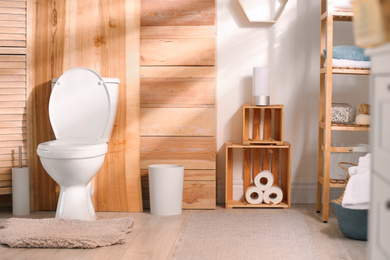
140;0;216;209
140;39;215;65
29;0;142;212
141;0;215;26
140;108;216;136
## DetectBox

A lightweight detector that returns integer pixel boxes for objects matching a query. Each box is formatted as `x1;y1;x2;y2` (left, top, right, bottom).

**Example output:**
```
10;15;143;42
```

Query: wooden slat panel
0;68;26;74
141;77;215;106
0;88;25;94
0;101;26;108
0;114;25;121
0;61;25;68
0;1;26;8
0;40;25;47
140;39;214;65
141;26;215;39
0;26;25;33
0;159;27;168
0;75;25;81
0;187;11;195
141;180;216;209
0;127;25;134
141;136;216;169
0;55;25;61
0;82;26;88
0;13;25;21
272;148;280;186
0;107;25;114
0;180;11;187
0;95;25;101
141;108;215;136
0;172;11;180
141;169;215;181
0;20;25;27
0;47;26;54
0;7;26;15
0;121;25;127
0;33;25;40
0;146;26;155
141;66;215;77
141;0;215;26
0;133;26;141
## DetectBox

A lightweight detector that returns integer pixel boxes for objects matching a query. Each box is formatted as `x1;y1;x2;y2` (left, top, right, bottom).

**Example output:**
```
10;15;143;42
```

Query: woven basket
332;162;368;241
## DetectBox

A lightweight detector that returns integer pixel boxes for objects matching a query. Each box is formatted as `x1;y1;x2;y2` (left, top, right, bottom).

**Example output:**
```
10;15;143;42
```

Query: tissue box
332;103;355;124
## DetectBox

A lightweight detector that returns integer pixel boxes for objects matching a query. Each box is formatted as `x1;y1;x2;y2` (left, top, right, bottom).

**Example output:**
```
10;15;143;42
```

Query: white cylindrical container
12;167;30;215
253;67;270;106
148;164;184;216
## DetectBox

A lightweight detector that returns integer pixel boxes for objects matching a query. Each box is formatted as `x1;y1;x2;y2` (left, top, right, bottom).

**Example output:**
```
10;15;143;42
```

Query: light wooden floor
0;204;367;260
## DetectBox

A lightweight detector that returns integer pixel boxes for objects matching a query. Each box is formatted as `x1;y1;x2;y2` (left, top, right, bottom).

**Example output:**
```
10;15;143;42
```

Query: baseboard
216;179;343;204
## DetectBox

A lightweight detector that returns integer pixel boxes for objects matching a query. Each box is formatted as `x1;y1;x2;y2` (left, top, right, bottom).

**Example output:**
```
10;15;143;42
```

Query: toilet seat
37;139;107;159
49;67;111;141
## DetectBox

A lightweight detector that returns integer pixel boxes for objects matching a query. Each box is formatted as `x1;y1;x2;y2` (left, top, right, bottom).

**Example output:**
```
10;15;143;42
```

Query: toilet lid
49;68;110;140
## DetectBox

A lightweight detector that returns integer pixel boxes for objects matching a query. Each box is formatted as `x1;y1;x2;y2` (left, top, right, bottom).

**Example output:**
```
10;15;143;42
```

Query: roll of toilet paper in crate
245;185;263;204
263;186;283;205
254;170;274;191
12;167;30;215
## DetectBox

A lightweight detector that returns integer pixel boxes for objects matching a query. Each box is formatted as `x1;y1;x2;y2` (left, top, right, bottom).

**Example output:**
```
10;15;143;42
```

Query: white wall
216;0;369;203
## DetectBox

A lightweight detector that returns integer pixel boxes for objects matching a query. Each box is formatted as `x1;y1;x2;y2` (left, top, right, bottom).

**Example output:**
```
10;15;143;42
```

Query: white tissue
245;185;263;204
254;170;274;191
263;186;283;205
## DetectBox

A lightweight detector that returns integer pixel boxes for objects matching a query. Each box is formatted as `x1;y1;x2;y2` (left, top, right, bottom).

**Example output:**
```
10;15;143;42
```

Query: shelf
318;176;347;188
0;187;12;195
319;122;370;131
238;0;288;24
321;11;353;21
226;200;290;209
320;67;370;75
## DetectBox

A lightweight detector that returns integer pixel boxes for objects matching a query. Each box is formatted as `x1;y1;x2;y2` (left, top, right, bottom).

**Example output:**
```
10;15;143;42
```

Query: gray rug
173;213;319;260
0;217;134;249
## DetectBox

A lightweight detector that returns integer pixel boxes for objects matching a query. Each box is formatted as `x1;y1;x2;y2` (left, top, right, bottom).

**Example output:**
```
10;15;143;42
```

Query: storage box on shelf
242;105;283;145
225;142;291;209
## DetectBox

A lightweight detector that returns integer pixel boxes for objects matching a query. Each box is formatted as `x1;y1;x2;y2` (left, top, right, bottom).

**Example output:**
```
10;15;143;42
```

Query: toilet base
56;184;96;220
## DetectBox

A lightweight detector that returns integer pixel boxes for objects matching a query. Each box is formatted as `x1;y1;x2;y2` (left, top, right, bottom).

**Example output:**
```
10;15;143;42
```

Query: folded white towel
324;58;371;69
331;0;353;10
342;153;371;210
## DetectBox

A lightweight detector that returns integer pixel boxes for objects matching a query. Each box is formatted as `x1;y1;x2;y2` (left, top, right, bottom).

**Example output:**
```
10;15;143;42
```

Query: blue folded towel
323;46;370;61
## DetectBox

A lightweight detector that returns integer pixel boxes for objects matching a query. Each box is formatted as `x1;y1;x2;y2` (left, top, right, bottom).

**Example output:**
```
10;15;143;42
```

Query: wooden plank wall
0;0;27;207
29;0;143;212
140;0;216;209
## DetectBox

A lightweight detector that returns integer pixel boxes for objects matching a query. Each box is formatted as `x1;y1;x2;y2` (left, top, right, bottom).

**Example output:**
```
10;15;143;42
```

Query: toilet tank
51;77;119;142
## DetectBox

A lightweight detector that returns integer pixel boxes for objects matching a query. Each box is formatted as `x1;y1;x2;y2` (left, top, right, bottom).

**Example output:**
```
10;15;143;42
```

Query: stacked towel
323;46;371;69
342;153;371;209
331;0;353;11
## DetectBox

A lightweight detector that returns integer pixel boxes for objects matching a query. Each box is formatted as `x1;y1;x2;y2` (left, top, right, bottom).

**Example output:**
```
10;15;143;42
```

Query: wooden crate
242;104;284;145
225;142;291;208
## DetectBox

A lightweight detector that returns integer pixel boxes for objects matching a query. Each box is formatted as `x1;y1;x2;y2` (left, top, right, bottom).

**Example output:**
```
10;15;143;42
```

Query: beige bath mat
0;217;134;249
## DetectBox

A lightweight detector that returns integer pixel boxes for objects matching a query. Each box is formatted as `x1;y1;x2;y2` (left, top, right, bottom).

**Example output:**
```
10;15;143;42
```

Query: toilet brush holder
12;146;30;216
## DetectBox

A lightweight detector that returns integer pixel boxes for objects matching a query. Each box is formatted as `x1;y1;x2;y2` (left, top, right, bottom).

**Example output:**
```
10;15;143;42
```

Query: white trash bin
148;164;184;216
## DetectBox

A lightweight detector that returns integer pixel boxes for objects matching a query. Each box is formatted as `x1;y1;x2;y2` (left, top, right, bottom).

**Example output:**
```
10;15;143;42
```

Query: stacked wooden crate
225;105;291;208
140;0;216;209
0;0;27;207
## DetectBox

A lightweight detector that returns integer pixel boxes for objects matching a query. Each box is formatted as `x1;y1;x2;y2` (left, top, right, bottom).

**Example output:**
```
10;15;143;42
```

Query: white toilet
37;67;119;220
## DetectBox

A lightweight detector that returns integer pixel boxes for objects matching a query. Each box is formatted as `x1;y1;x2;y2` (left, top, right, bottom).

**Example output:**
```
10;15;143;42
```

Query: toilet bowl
37;68;119;220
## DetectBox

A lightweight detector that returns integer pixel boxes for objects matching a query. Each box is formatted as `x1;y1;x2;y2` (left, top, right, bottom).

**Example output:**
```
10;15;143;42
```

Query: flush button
98;81;103;85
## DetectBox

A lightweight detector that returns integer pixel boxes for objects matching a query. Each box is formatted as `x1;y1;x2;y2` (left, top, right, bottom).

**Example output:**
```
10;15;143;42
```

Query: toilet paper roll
263;186;283;205
12;167;30;216
254;170;274;191
245;186;263;204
